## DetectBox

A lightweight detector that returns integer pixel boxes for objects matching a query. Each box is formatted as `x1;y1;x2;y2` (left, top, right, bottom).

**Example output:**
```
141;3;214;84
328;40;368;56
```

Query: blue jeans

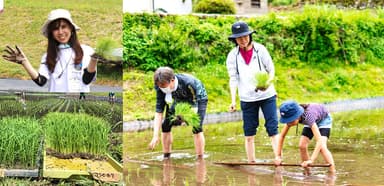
240;95;278;136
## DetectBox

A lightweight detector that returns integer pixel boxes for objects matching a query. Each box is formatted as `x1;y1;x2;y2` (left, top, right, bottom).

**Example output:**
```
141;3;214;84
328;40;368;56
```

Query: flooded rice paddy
124;108;384;185
124;135;384;185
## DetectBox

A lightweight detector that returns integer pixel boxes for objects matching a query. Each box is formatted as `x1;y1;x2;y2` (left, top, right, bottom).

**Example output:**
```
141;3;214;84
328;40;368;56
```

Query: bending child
276;100;335;173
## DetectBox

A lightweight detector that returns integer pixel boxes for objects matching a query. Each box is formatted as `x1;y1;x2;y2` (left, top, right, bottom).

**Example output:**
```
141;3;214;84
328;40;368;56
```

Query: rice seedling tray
0;138;43;178
42;150;122;182
0;168;39;178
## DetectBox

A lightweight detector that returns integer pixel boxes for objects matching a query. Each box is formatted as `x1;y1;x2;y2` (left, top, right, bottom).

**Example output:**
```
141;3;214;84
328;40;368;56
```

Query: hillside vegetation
123;6;384;121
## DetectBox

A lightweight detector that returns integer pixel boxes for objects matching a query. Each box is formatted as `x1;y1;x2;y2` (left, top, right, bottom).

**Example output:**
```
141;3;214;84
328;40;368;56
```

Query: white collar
172;76;178;91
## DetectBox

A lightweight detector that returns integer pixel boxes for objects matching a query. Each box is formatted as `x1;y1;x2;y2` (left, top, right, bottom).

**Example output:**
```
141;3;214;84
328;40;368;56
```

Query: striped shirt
301;104;331;128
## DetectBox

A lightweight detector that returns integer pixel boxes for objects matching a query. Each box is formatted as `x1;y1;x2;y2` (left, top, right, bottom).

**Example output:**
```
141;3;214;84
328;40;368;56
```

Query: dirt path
0;78;122;92
123;96;384;132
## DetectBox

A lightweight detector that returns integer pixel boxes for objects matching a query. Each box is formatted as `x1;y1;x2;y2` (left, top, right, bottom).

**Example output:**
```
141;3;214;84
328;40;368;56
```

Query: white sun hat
41;9;80;38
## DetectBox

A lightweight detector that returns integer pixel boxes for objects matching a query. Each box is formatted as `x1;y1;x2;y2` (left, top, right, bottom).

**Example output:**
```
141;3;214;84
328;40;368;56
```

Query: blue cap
228;21;255;40
279;100;304;123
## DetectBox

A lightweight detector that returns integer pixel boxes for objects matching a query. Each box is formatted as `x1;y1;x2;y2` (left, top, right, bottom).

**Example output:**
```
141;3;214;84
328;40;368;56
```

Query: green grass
95;37;120;61
123;63;384;121
0;0;122;85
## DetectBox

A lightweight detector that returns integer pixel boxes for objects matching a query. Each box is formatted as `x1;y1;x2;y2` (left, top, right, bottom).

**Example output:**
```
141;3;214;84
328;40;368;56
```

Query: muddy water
124;140;384;185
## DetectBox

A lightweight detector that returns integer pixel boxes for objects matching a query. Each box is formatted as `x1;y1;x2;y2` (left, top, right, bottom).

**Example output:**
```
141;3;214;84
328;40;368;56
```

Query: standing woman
276;100;336;172
2;9;98;92
226;21;280;163
148;67;208;159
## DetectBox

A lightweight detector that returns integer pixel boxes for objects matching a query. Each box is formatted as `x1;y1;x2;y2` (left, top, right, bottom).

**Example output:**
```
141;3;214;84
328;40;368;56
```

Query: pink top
239;47;253;65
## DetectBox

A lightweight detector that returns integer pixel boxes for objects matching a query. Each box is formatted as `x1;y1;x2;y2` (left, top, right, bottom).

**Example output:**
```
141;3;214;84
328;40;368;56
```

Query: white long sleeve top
39;44;95;92
226;42;276;102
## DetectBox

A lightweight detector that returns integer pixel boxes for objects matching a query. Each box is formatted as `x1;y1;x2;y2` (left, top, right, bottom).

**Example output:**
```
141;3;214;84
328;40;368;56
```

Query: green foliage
123;14;233;71
271;0;296;6
0;117;42;168
255;72;270;89
193;0;236;14
43;112;110;157
95;38;120;61
300;0;384;8
172;103;201;133
123;6;384;70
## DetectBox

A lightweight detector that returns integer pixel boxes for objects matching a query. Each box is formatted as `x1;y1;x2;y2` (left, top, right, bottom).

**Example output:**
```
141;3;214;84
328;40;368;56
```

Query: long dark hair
46;18;83;73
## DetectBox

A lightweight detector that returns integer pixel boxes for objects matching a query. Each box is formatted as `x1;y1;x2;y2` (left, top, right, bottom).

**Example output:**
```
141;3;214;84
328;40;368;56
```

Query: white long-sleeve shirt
226;42;276;102
39;44;95;92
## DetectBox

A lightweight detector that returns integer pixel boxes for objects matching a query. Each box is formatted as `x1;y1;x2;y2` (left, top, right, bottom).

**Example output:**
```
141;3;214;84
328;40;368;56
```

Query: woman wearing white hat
2;9;99;92
226;21;280;163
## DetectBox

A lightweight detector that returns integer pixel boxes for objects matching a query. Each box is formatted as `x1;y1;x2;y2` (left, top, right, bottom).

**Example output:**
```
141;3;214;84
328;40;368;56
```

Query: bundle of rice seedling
0;117;42;168
255;72;270;90
43;112;110;158
94;37;120;61
172;103;201;133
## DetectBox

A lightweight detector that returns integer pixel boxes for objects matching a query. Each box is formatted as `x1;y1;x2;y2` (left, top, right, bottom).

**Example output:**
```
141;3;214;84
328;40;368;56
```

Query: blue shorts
240;95;278;137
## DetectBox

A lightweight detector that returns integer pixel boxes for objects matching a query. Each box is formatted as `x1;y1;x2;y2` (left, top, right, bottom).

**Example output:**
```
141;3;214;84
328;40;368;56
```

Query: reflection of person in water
195;158;207;185
162;159;175;185
158;159;207;185
273;166;284;186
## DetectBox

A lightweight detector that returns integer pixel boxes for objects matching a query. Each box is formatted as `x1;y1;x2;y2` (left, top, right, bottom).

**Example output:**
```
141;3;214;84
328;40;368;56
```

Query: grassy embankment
0;0;122;86
124;63;384;121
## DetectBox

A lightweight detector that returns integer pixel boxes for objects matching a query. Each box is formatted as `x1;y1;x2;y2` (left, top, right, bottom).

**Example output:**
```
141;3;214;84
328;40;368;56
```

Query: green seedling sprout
43;112;110;157
255;72;270;90
172;103;201;133
0;117;42;168
95;38;119;61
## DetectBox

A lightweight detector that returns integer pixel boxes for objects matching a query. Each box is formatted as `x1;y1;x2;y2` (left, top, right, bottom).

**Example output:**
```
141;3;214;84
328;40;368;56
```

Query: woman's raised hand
2;45;27;64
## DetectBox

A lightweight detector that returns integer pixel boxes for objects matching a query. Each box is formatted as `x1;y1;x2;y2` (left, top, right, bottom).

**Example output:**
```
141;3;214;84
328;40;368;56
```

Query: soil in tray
44;155;118;173
46;148;106;160
0;164;37;170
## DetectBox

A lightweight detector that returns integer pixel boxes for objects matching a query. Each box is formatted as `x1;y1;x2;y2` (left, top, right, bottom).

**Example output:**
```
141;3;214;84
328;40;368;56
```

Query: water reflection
124;146;384;185
149;158;207;185
239;164;336;186
196;158;207;185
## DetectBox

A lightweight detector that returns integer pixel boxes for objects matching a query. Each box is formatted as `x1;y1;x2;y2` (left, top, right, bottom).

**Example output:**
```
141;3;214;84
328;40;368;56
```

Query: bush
271;0;296;6
123;6;384;71
193;0;236;14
